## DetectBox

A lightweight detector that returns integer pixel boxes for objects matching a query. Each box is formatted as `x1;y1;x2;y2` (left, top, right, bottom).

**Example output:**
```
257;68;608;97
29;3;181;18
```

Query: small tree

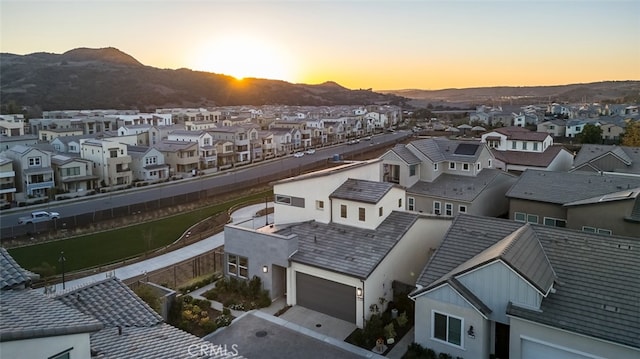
622;120;640;147
578;123;602;144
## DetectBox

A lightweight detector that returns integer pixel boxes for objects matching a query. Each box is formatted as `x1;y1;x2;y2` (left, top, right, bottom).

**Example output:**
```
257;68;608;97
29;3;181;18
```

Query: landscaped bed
202;276;271;311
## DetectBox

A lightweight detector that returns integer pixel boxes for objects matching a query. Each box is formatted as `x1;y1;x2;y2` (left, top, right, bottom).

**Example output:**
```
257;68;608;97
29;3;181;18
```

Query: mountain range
1;47;638;113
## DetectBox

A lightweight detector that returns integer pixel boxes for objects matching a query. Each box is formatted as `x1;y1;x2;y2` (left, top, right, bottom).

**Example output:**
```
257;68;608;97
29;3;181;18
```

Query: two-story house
380;138;516;218
571;144;640;175
224;159;452;328
80;139;133;188
0;114;25;137
2;145;55;198
0;156;17;203
51;154;98;196
481;126;573;173
410;214;639;359
167;130;217;170
153;140;199;176
127;145;170;183
536;119;566;138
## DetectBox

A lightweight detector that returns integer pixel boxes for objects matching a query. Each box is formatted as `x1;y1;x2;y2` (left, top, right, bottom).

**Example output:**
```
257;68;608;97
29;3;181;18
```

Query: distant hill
381;81;640;107
0;47;407;112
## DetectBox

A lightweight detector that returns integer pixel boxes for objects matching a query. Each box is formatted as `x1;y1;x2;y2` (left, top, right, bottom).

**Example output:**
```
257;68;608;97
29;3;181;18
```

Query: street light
58;251;66;290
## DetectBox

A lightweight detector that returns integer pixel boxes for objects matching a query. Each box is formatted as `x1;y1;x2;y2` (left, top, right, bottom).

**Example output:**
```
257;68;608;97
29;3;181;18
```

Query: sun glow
190;34;296;82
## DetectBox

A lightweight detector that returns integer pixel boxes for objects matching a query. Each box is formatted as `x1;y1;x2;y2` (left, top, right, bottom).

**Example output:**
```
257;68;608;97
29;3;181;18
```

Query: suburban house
127;145;171;183
167;130;217;170
0;134;38;151
506;169;640;237
0;248;218;359
207;126;258;164
571;144;640;175
409;214;639;359
0;156;17;203
224;160;452;328
38;128;85;142
536;119;566;138
80;139;133;188
0;114;25;137
51;154;99;196
50;134;95;154
481;126;574;173
153;140;200;176
565;119;588;138
379;138;516;217
2;144;55;198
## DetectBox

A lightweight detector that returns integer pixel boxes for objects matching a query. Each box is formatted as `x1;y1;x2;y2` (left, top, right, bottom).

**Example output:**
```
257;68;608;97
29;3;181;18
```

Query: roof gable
329;178;395;204
1;248;39;290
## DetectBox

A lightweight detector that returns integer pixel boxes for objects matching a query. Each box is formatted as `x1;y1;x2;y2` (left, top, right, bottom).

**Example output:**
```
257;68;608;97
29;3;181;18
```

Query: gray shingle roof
412;214;640;348
407;168;515;202
329;178;395;204
0;289;103;341
286;211;419;278
55;277;162;327
386;144;421;165
491;145;570;168
505;169;640;204
1;248;39;290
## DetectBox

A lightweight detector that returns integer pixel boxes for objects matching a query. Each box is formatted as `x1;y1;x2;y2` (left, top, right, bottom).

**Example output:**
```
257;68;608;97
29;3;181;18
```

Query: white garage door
522;339;594;359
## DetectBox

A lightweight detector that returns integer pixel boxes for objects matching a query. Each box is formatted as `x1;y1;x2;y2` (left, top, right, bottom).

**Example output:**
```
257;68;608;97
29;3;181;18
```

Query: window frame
432;311;463;348
458;205;467;214
315;200;324;210
433;163;439;172
409;164;417;176
358;207;366;221
445;203;453;216
227;254;248;279
433;201;441;215
462;163;470;171
340;204;347;218
449;162;456;170
275;195;292;205
407;197;415;211
543;217;567;227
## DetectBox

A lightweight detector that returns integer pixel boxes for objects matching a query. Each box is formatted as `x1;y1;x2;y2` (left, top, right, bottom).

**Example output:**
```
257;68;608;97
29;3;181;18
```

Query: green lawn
8;190;272;275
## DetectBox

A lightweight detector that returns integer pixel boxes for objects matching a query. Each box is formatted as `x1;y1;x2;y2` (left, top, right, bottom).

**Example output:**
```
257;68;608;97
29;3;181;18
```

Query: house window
28;157;42;166
227;254;248;279
434;163;438;171
379;207;383;217
445;203;453;216
449;162;455;170
462;163;470;171
359;207;366;221
316;200;324;210
476;162;481;171
110;149;118;158
544;217;567;228
514;212;526;222
408;197;415;211
275;195;291;205
488;159;492;168
341;204;347;218
527;214;538;223
533;142;539;151
597;228;612;235
522;142;528;150
409;164;417;176
398;198;402;208
433;311;463;347
582;226;596;233
459;205;467;213
49;348;73;359
434;201;441;215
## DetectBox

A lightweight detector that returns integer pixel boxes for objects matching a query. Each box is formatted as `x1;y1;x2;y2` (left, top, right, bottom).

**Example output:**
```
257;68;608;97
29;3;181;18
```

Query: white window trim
514;212;526;222
582;226;596;233
315;200;324;210
449;162;456;170
431;310;464;349
433;201;441;215
458;205;467;213
445;203;453;216
462;163;470;171
408;197;415;211
275;195;292;205
434;163;439;172
543;216;566;227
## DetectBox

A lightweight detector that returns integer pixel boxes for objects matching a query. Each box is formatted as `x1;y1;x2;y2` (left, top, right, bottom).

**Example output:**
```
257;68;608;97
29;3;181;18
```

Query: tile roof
55;277;162;328
506;169;640;204
1;247;39;290
412;214;640;348
90;324;225;359
494;127;549;141
285;211;419;278
271;159;381;186
0;289;103;341
491;145;570;167
408;137;485;163
385;144;421;165
407;168;515;202
329;178;395;204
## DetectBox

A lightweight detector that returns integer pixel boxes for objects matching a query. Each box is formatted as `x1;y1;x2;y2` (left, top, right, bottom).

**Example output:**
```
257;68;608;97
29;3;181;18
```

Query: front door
495;322;510;359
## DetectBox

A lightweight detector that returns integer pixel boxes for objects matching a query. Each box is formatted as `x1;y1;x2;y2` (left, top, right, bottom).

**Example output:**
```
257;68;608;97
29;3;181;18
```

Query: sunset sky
1;0;639;90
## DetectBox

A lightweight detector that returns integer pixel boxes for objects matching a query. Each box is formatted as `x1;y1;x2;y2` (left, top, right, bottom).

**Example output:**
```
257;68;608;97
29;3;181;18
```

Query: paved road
49;203;274;294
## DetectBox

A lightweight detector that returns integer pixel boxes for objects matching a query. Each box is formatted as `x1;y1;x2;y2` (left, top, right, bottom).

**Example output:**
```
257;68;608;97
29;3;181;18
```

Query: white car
293;152;304;158
305;149;316;155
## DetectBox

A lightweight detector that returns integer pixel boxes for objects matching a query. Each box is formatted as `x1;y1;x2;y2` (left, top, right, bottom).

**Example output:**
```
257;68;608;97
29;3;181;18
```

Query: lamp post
58;251;66;290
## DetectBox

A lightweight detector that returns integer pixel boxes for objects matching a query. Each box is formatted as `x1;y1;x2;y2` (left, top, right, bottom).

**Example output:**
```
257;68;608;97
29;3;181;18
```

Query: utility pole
58;251;66;290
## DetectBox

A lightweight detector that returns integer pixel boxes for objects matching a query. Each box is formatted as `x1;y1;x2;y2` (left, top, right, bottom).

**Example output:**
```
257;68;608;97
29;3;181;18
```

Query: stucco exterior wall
0;333;92;359
566;200;639;238
508;316;639;359
509;199;566;225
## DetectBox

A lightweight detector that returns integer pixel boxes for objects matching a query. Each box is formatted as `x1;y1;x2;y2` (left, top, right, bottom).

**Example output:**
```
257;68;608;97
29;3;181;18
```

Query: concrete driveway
278;305;357;340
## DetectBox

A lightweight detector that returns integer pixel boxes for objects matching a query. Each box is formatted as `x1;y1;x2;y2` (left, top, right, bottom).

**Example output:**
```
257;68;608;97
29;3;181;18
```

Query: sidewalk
51;203;273;293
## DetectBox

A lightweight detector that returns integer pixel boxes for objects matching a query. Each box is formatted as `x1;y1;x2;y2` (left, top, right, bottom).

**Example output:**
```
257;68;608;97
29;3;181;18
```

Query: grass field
8;190;272;275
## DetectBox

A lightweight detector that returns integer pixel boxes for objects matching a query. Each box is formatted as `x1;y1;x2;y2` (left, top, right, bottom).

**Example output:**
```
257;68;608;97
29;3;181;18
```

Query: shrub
396;311;409;327
384;322;396;339
363;314;385;348
215;314;232;327
438;353;452;359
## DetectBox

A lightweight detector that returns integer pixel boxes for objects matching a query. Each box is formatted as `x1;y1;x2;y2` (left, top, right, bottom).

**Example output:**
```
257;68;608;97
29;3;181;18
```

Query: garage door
522;339;593;359
296;272;356;323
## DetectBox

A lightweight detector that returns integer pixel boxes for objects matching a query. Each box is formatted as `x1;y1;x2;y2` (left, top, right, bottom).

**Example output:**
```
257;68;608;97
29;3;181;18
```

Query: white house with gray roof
410;214;639;359
571;144;640;175
224;160;452;328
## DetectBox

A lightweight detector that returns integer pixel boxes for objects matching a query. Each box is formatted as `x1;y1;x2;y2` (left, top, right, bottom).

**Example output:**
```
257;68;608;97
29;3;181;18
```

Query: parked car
18;210;60;224
293;152;304;158
305;149;316;155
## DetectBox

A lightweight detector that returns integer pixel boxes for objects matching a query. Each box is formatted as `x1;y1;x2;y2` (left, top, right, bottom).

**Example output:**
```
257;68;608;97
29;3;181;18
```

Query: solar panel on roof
454;143;479;155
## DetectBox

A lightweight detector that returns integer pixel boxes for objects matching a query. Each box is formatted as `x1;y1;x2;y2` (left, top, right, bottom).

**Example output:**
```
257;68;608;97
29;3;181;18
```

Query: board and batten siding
457;260;541;324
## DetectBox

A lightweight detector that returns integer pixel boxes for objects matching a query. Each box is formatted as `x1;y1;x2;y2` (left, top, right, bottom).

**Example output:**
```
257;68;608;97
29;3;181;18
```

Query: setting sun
190;34;297;82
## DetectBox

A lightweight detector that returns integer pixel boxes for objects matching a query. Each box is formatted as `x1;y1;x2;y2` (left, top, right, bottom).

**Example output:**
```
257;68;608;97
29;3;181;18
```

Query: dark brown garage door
296;272;356;323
